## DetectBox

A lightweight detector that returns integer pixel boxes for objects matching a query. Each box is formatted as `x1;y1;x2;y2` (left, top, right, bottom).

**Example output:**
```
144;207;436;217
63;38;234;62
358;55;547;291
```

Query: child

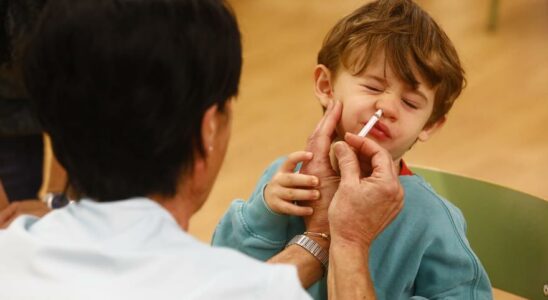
213;0;492;299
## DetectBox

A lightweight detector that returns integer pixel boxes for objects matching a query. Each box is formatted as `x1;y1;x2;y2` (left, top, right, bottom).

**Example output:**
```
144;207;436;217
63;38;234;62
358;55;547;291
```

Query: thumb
345;132;395;178
333;141;360;184
0;202;18;226
344;132;382;158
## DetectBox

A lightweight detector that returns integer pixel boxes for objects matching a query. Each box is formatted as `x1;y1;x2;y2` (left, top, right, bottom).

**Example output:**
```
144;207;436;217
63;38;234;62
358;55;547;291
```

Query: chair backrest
410;166;548;300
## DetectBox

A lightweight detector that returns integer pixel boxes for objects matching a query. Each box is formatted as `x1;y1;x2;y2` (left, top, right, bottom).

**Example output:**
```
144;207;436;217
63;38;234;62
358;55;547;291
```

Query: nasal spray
357;109;383;137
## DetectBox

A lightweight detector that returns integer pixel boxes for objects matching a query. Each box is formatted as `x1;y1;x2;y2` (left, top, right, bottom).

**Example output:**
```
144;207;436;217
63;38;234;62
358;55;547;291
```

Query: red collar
399;160;413;176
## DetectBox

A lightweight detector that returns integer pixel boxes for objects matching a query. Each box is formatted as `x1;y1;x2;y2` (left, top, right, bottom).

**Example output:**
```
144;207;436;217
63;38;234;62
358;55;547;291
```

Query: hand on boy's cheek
298;100;342;233
300;152;340;233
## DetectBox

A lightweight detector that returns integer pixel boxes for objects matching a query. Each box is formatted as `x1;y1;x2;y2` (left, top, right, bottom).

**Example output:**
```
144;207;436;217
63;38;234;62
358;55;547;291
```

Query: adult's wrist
330;234;371;254
306;233;330;250
286;234;329;271
328;239;375;300
304;215;330;236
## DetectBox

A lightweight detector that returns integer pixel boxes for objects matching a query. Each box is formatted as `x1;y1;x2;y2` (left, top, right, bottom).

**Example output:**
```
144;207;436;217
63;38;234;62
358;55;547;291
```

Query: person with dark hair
0;0;46;201
0;0;403;298
0;0;68;225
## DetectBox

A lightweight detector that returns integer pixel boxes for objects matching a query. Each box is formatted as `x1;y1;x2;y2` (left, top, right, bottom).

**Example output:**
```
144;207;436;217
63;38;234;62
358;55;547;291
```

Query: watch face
50;193;69;209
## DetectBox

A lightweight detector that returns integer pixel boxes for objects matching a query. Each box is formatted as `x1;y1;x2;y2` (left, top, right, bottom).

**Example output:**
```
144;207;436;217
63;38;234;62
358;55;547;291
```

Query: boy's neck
393;157;402;174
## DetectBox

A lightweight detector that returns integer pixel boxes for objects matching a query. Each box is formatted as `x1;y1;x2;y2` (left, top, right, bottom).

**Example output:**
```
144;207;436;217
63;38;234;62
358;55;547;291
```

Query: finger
0;202;18;223
305;100;342;155
309;100;334;136
277;173;319;188
277;187;320;201
18;199;46;210
333;141;360;184
344;132;396;178
1;212;20;229
24;207;51;218
0;203;19;229
280;151;314;172
318;100;342;137
345;132;389;162
273;201;314;216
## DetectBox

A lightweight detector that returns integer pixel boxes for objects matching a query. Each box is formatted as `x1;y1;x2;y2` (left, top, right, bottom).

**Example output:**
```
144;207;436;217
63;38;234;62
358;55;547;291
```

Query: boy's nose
374;96;399;121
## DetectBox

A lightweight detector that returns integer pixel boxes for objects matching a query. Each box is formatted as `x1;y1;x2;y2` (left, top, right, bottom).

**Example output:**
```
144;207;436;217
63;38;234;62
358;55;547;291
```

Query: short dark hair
1;0;47;97
23;0;242;201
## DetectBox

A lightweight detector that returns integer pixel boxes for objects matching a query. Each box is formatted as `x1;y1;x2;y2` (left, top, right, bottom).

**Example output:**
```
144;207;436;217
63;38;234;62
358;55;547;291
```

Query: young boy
213;0;492;299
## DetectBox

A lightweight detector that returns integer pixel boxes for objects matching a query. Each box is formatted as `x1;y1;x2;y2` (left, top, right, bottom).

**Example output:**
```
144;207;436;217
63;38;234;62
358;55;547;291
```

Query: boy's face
314;51;445;162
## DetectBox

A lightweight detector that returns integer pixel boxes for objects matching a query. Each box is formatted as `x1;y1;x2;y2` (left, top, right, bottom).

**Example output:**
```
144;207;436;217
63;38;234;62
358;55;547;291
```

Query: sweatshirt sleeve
211;157;293;261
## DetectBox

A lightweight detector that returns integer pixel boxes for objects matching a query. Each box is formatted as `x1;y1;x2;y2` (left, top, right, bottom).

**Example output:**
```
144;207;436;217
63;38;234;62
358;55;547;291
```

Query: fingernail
312;178;319;186
314;191;320;199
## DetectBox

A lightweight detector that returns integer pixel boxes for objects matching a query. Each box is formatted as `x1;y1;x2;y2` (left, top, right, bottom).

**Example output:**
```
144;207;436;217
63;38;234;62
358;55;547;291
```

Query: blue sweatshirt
212;157;493;300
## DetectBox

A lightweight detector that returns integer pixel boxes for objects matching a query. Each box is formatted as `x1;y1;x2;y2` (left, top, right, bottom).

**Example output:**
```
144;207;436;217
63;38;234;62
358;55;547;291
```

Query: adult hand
0;200;51;229
268;102;341;286
329;133;404;248
299;100;342;233
326;133;403;300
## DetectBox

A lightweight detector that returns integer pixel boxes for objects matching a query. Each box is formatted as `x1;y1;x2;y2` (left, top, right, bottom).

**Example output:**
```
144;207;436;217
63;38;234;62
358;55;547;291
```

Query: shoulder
169;239;310;299
376;174;471;251
399;174;466;230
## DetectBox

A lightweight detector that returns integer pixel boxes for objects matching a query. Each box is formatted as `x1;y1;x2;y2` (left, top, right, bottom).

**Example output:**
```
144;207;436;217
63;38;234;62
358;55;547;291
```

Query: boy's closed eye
362;84;384;93
402;98;419;109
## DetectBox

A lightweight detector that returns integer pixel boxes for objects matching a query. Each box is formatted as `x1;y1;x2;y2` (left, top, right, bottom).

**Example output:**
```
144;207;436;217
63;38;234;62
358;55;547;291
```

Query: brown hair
318;0;465;126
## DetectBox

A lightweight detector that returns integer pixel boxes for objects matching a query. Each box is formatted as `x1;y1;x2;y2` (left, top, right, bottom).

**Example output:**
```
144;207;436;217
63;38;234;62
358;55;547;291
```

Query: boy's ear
313;64;335;109
418;116;446;142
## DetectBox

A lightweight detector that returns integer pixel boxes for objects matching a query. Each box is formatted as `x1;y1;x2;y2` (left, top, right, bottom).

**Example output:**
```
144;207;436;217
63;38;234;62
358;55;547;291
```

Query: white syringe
357;109;383;137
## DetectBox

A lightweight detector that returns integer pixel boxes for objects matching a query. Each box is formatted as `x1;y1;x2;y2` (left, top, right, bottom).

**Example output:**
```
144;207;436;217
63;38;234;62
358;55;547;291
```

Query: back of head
318;0;465;126
0;0;47;98
24;0;242;201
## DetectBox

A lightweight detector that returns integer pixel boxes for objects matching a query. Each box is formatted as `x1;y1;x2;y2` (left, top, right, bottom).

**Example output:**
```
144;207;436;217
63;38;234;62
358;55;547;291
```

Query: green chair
410;166;548;300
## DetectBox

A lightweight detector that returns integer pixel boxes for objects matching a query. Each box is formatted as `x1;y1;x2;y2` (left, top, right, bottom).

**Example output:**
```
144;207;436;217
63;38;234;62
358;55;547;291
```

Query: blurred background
190;0;548;244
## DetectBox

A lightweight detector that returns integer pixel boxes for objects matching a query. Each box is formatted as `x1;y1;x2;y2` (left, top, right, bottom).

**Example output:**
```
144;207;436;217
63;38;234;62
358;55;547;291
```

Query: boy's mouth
369;121;392;140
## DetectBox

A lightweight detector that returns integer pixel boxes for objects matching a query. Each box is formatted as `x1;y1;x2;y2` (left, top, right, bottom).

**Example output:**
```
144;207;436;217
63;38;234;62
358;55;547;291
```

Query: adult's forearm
328;241;376;300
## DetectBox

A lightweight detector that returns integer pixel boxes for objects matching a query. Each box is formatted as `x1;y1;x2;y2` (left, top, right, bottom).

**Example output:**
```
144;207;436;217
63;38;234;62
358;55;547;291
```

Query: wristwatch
286;234;329;270
41;192;70;209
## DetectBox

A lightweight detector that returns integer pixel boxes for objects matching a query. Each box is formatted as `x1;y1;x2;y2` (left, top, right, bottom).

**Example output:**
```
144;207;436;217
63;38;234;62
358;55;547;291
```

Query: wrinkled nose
374;95;399;121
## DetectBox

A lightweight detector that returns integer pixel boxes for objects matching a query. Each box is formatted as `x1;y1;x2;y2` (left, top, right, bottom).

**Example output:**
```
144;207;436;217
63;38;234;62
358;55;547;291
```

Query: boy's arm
212;157;293;261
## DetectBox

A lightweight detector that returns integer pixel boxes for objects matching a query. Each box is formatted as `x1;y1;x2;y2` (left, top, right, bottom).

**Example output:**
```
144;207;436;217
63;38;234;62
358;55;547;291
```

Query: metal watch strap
286;234;329;270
